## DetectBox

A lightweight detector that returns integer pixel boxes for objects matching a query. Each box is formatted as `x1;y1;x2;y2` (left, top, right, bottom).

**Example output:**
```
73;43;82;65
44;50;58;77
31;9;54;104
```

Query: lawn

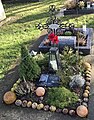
0;0;94;79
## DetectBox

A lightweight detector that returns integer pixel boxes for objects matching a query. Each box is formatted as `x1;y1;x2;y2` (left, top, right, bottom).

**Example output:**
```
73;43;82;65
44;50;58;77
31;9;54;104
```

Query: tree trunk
0;0;6;22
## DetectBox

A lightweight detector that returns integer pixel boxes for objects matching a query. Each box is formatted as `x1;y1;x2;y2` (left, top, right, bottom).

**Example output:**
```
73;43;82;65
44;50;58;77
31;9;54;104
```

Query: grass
0;0;94;79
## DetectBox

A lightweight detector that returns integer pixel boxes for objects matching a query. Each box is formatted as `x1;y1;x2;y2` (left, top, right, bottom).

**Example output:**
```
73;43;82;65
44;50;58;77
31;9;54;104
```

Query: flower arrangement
48;33;59;44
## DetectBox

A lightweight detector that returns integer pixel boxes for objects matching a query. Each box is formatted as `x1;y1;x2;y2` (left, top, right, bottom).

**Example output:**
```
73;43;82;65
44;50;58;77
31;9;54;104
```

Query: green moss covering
46;87;78;109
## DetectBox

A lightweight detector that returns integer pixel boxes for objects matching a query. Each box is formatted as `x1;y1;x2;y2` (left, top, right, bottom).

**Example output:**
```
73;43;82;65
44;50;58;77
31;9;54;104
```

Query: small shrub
46;87;78;109
60;47;84;74
19;45;41;81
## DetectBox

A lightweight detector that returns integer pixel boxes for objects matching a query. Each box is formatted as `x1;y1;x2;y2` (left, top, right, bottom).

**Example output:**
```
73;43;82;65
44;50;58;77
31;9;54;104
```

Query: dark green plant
33;53;49;71
58;47;84;86
46;87;78;109
57;69;71;88
60;47;84;74
19;45;41;81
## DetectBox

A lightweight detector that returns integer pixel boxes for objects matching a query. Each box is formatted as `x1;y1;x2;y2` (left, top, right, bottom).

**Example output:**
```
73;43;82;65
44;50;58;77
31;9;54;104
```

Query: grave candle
83;24;86;36
87;2;91;9
92;2;94;9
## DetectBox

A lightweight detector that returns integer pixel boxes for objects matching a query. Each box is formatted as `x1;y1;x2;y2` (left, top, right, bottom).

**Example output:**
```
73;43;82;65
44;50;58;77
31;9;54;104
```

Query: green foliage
33;53;49;71
58;47;84;86
64;31;73;36
19;45;41;81
60;47;83;74
46;87;78;109
57;69;71;87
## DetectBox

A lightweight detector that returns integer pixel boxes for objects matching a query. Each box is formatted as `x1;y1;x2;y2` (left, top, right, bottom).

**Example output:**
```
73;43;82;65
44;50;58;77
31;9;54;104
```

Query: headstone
0;0;6;22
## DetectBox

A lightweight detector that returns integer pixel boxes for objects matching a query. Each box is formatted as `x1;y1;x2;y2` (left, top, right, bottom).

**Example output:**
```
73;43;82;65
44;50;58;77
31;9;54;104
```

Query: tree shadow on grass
8;4;44;17
3;0;40;4
5;2;42;14
14;11;83;24
15;12;49;23
4;0;59;13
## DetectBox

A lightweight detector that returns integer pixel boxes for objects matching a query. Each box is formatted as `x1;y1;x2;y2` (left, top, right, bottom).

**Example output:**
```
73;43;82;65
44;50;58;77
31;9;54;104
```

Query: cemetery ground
0;0;94;119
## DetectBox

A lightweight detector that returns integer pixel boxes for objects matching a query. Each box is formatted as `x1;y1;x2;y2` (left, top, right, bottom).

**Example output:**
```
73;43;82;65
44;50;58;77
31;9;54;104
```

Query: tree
19;45;41;82
0;0;6;22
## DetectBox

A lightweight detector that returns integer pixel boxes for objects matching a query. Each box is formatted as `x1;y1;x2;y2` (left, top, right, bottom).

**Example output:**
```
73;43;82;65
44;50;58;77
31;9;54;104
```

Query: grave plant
19;45;41;82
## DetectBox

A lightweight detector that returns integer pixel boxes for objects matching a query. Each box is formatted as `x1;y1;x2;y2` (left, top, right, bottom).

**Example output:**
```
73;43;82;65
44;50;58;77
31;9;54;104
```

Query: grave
63;0;94;15
39;28;93;55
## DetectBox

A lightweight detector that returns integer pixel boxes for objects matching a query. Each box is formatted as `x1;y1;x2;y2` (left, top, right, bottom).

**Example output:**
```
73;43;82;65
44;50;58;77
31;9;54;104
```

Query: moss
46;87;78;109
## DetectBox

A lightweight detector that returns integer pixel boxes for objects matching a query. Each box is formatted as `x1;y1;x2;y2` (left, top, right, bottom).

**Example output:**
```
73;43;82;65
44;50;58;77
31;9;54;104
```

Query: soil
0;30;94;120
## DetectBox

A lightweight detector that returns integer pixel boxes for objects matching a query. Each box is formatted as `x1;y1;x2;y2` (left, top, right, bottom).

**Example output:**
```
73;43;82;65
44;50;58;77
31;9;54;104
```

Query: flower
48;33;55;41
53;35;59;44
48;33;59;44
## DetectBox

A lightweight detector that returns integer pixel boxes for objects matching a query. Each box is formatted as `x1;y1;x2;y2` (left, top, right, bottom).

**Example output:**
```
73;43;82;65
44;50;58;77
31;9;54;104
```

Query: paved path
0;31;94;120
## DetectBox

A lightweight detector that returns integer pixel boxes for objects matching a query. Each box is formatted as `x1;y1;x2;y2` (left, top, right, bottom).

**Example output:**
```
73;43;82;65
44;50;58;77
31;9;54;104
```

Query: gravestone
0;0;6;22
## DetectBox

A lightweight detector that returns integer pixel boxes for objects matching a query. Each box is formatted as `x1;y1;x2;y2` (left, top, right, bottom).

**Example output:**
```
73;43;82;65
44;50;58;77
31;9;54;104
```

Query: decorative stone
22;100;27;107
83;62;91;69
86;77;91;81
86;68;91;72
27;101;32;107
43;105;49;111
86;86;90;91
3;91;17;104
15;99;22;106
16;79;21;84
83;92;89;98
36;87;45;97
62;108;69;114
11;88;15;92
69;74;85;89
69;109;75;116
37;103;44;110
83;98;89;102
85;71;91;75
32;102;38;109
76;105;88;117
84;90;90;94
86;82;90;86
56;108;62;113
85;74;91;78
49;106;56;112
82;102;88;107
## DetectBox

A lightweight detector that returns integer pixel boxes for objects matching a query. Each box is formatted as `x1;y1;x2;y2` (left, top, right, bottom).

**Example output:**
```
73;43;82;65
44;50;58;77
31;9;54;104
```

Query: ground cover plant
0;0;94;79
45;87;79;109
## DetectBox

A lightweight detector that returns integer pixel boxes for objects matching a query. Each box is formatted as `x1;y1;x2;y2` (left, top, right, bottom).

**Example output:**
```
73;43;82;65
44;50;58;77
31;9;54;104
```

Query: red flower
48;33;59;44
48;33;55;41
53;35;59;44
